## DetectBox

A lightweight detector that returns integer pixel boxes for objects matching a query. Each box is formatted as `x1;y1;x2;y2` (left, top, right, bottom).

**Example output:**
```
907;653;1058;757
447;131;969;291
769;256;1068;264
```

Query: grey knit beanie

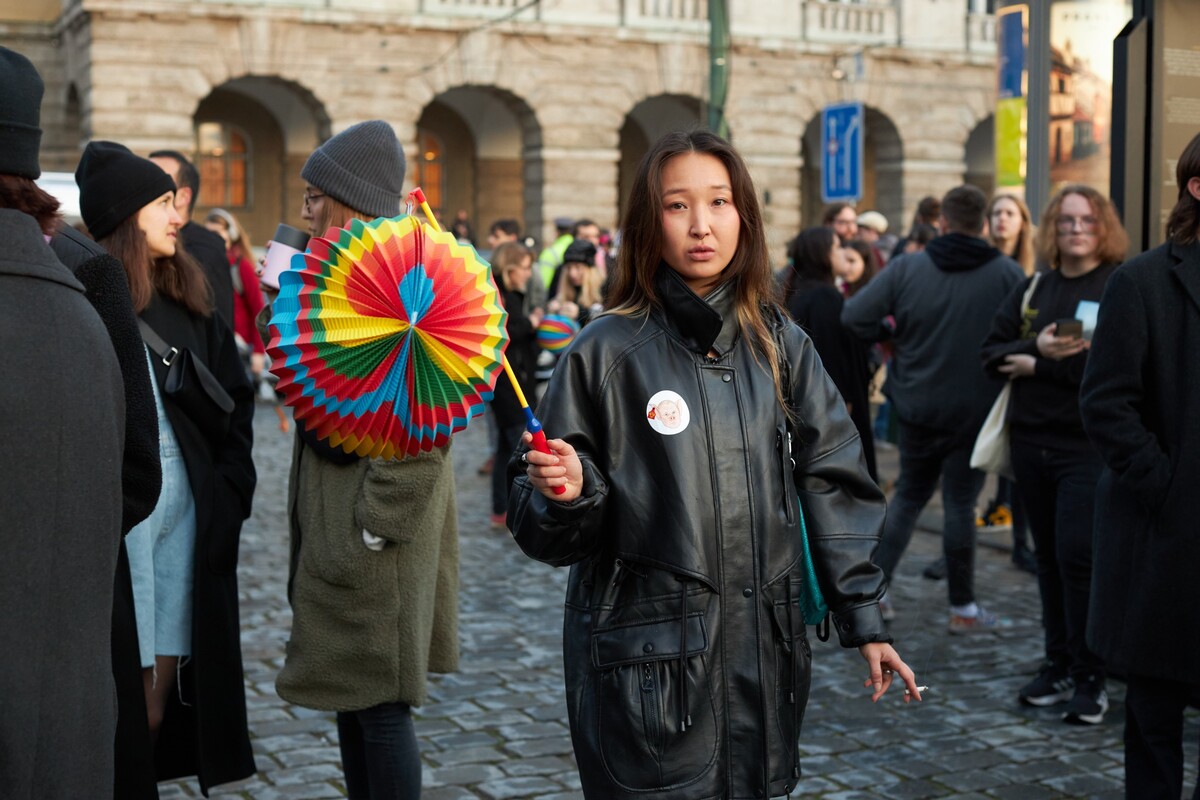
301;120;405;219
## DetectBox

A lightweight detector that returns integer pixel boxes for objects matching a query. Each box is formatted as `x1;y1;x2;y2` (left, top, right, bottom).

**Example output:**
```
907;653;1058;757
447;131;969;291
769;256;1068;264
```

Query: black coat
138;292;258;793
509;270;888;799
0;209;125;799
181;221;235;327
785;279;877;480
49;223;163;798
1079;241;1200;684
50;223;162;533
492;285;537;429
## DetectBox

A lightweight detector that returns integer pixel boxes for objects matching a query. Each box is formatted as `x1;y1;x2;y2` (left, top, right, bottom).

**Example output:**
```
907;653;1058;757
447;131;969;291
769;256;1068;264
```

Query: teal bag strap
773;313;831;638
795;501;830;628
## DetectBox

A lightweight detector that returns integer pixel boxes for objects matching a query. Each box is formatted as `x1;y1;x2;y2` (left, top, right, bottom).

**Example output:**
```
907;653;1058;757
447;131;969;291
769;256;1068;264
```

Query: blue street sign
821;102;864;203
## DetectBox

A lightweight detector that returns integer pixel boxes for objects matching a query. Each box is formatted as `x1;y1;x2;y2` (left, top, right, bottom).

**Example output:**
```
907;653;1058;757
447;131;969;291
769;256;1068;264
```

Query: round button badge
646;390;690;436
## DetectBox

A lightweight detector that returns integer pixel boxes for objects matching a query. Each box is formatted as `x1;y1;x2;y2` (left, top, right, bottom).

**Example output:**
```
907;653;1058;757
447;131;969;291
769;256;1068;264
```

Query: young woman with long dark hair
77;141;257;793
784;226;878;481
508;130;920;799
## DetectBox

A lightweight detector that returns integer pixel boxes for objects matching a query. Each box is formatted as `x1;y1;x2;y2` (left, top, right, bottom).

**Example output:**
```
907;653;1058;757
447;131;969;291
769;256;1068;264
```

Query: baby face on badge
646;390;690;436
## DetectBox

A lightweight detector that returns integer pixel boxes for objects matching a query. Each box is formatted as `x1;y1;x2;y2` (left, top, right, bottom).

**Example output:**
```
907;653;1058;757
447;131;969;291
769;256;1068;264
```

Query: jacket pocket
767;594;812;785
591;614;718;791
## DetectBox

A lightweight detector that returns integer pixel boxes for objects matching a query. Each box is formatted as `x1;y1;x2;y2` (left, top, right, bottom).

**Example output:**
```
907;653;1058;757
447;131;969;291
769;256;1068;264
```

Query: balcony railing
801;0;897;47
623;0;709;31
966;12;997;55
418;0;529;17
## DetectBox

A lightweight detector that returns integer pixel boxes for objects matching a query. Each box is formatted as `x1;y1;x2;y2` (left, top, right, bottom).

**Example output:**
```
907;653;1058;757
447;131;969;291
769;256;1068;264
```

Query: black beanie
0;46;44;179
301;120;405;219
76;141;178;241
563;239;598;266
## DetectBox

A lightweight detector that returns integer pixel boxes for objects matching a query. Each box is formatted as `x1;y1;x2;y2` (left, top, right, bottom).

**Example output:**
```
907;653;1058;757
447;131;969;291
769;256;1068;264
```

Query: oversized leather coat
509;269;890;800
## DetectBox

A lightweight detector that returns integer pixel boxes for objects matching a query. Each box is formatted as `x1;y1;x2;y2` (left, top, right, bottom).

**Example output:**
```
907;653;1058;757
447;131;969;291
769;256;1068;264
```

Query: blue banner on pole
821;102;864;203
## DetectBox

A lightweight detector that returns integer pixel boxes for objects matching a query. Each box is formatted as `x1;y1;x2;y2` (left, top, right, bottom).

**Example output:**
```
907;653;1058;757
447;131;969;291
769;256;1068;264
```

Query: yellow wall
0;0;59;23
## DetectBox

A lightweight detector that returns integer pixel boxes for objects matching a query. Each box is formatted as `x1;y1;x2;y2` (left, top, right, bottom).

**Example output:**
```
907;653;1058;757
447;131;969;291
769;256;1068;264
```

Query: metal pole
708;0;730;138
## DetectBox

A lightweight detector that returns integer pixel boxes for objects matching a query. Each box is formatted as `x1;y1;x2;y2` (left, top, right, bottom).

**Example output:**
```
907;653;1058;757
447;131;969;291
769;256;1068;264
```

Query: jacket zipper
640;662;663;759
779;431;796;524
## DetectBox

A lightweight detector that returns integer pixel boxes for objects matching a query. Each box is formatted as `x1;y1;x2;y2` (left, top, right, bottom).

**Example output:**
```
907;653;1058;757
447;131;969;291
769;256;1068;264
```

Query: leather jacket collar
653;266;740;357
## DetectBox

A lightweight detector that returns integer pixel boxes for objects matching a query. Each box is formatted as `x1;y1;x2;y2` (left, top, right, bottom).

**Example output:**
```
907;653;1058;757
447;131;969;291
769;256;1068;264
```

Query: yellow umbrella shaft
502;357;531;411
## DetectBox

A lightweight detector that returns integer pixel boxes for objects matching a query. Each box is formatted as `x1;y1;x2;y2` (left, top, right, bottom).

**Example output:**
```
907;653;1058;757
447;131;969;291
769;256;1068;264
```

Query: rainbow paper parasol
536;314;580;353
267;214;508;459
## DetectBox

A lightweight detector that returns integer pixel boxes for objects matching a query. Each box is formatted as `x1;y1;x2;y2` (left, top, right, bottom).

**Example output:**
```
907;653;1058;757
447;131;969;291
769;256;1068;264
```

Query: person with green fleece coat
269;120;459;800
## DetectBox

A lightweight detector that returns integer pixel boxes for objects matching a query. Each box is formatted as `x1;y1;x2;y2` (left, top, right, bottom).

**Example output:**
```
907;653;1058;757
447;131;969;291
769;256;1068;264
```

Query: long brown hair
0;174;62;237
607;129;787;413
1035;184;1129;267
1166;132;1200;245
101;214;212;316
987;193;1036;276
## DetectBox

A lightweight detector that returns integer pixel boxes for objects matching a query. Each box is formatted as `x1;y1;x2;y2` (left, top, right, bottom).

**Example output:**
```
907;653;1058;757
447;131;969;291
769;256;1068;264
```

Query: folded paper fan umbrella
267;214;508;459
536;314;580;352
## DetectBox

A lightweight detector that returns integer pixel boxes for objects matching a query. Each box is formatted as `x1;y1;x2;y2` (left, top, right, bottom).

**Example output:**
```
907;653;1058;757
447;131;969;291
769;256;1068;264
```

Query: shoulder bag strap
1020;271;1042;317
137;318;180;367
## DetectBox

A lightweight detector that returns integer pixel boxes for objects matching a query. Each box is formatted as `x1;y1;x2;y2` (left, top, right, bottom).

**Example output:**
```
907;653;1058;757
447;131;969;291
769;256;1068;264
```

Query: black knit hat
75;141;178;241
563;239;598;266
0;46;44;179
301;120;405;219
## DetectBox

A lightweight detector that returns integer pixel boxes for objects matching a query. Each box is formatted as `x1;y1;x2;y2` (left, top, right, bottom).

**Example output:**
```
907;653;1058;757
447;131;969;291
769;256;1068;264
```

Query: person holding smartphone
980;184;1128;725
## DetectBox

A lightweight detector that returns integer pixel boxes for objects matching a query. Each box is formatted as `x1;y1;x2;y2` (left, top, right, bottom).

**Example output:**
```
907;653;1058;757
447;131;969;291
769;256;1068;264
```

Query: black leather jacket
509;269;889;799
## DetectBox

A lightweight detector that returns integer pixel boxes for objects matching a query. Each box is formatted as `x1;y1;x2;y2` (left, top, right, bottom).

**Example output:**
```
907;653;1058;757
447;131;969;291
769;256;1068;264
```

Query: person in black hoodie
981;184;1127;725
783;226;877;481
842;185;1024;632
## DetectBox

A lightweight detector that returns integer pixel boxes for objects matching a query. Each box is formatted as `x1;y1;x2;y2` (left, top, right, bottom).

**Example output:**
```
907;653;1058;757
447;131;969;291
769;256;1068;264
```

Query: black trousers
1124;673;1200;800
337;701;421;799
1010;441;1104;680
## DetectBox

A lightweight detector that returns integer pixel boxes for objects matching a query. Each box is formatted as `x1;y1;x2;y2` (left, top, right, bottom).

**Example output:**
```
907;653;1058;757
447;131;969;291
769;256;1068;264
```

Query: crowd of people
2;40;1199;800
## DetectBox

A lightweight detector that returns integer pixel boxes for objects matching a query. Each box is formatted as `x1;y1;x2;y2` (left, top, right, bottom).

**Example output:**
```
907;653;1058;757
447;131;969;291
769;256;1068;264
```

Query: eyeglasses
1055;215;1098;233
302;191;326;210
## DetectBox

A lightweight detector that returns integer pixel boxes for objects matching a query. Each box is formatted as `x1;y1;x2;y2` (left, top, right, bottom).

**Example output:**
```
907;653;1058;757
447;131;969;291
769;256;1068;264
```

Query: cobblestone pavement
161;407;1199;800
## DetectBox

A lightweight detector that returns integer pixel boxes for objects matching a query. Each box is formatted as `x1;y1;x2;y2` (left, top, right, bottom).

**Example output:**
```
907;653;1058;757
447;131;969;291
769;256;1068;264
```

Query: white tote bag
970;271;1042;479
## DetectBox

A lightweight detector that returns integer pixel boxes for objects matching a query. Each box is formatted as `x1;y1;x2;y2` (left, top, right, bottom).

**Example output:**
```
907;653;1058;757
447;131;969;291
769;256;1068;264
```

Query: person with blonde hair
547;238;605;326
988;193;1037;276
981;183;1127;724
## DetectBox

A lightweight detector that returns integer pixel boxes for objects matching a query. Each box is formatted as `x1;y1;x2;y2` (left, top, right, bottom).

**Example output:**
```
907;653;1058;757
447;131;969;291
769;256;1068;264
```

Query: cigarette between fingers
905;685;930;695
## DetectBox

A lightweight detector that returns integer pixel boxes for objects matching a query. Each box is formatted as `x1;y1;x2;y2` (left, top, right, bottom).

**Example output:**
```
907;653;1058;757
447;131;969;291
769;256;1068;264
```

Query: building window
415;128;444;221
196;122;250;208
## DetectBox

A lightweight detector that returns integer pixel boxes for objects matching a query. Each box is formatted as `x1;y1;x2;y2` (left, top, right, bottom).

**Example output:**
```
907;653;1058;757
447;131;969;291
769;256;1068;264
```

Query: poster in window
1048;0;1133;193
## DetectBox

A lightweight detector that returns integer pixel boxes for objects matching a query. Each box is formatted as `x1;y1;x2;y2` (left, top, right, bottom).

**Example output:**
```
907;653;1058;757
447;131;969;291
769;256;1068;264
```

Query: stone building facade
3;0;999;258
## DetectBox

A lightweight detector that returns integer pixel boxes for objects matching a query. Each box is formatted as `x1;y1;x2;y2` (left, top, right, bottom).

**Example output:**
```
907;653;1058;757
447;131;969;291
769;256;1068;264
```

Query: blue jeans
337;702;421;799
1010;440;1103;679
874;421;985;607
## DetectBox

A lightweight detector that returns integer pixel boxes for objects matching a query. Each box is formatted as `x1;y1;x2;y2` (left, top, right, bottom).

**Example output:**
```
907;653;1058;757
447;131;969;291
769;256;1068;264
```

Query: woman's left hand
859;642;922;703
997;353;1036;378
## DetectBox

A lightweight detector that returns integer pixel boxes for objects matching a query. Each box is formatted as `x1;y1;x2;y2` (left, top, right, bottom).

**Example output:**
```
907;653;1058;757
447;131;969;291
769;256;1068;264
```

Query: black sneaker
1018;661;1075;707
1063;676;1108;725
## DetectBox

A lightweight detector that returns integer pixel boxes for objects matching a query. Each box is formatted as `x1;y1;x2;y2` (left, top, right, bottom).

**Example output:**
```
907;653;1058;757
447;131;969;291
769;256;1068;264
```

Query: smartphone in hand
1055;318;1084;339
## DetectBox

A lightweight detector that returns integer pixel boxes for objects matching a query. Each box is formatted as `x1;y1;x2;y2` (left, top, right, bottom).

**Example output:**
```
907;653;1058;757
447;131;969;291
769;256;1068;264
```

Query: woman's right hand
520;432;583;501
1036;323;1088;361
